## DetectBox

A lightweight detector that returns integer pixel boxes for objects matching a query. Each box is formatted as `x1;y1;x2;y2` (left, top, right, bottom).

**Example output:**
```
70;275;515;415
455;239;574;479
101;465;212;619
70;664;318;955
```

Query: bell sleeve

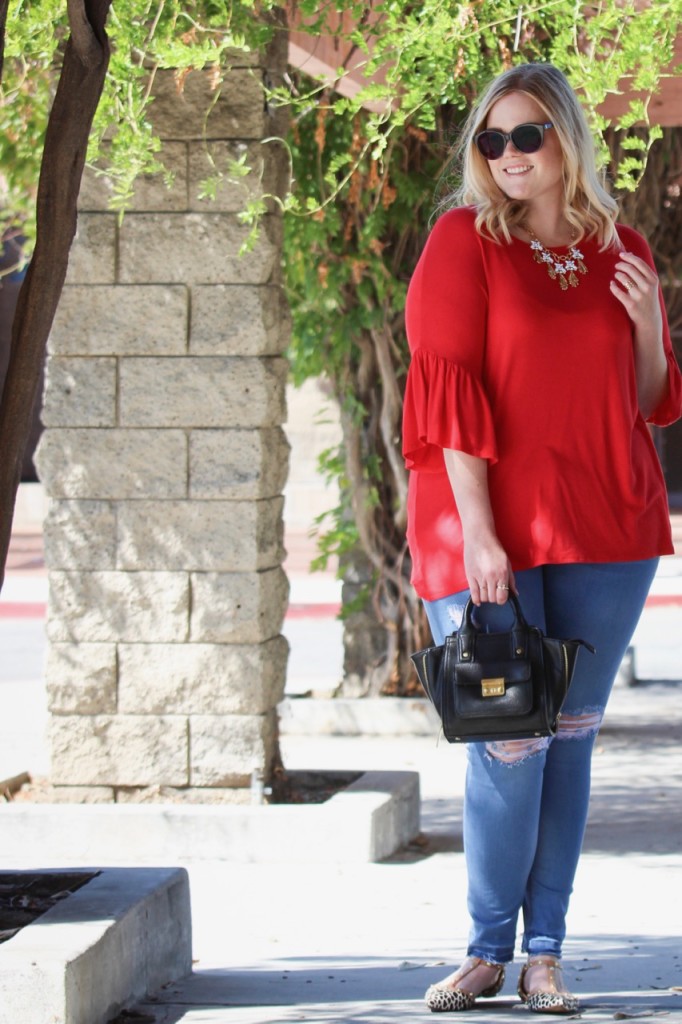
647;345;682;426
403;348;498;470
402;208;498;472
646;294;682;426
621;226;682;427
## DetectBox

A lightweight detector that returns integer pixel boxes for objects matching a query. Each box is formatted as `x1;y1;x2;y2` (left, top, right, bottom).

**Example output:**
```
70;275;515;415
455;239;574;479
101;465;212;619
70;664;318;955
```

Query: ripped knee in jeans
485;736;550;765
555;707;604;740
485;706;605;764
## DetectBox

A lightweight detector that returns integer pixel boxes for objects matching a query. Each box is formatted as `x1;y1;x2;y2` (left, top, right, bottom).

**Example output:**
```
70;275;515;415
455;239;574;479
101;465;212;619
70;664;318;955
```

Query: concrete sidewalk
133;856;682;1024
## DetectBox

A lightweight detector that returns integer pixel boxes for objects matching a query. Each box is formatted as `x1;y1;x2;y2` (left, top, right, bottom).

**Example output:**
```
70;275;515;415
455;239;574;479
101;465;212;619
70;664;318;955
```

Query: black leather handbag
411;595;594;743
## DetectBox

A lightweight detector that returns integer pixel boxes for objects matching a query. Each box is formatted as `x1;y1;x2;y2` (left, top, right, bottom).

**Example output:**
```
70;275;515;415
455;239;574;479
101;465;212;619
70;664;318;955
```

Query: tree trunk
333;319;430;697
0;0;112;591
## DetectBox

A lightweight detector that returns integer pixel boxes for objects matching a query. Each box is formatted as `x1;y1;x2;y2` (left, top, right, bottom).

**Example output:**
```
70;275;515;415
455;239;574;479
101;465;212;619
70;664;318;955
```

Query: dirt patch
268;768;362;804
6;770;362;806
0;871;97;944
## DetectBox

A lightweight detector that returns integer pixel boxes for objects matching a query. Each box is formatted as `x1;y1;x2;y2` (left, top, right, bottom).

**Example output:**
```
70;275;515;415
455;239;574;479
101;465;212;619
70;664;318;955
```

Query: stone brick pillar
36;37;291;802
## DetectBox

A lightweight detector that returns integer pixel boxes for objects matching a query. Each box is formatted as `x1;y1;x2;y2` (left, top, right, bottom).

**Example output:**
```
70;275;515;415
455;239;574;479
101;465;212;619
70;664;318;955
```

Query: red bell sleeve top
403;206;682;600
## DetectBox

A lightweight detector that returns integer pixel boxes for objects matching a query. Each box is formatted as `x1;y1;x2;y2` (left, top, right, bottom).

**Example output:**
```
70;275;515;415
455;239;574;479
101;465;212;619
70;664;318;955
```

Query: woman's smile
504;164;533;176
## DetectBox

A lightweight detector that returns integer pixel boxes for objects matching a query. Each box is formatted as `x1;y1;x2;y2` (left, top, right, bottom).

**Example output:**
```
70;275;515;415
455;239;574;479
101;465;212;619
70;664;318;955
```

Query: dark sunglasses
474;122;554;161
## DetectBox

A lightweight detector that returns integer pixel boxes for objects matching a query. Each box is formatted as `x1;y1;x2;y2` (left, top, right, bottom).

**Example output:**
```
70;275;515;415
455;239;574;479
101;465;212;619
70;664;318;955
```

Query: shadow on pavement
139;937;682;1022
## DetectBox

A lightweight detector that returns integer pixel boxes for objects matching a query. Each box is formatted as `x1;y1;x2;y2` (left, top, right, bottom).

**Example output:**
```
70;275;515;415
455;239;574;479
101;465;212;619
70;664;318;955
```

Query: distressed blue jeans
423;560;658;964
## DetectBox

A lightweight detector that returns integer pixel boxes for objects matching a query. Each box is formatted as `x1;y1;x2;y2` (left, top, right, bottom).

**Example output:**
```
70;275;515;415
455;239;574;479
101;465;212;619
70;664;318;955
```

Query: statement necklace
526;226;588;291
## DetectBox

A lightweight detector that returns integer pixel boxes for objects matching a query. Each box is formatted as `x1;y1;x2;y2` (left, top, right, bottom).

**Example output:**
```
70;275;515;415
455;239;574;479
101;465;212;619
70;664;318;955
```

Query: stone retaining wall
37;30;290;801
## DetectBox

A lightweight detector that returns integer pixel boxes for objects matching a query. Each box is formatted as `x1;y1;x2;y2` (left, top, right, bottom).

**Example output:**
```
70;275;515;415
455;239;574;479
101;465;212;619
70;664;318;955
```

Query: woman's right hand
463;531;516;606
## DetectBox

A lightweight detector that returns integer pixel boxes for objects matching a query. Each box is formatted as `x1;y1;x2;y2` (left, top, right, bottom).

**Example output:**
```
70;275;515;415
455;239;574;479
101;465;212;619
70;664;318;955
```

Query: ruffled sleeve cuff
402;347;498;472
646;349;682;426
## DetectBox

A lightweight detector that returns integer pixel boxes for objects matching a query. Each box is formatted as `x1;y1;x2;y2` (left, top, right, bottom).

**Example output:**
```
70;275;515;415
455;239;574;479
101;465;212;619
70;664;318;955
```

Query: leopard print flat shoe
517;956;579;1015
425;956;505;1012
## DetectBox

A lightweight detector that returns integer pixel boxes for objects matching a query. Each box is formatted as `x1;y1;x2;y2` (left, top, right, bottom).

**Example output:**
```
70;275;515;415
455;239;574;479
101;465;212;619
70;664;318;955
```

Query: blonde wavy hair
446;63;618;248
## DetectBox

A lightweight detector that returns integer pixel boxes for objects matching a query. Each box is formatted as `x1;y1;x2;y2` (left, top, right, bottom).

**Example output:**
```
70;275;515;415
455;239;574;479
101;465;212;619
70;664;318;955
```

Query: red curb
0;596;679;621
0;602;343;620
0;602;47;619
286;603;341;619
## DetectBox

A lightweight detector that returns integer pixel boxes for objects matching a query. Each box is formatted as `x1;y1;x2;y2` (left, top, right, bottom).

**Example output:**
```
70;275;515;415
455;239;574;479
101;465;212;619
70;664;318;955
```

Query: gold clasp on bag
481;677;506;697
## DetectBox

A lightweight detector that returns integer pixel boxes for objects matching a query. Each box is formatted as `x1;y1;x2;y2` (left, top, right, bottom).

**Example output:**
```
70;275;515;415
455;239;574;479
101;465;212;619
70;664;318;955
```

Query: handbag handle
462;593;529;630
457;594;531;661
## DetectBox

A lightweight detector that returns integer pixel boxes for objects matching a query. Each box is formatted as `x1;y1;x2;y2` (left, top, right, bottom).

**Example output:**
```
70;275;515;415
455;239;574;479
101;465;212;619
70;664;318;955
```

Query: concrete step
0;771;420;867
0;867;191;1024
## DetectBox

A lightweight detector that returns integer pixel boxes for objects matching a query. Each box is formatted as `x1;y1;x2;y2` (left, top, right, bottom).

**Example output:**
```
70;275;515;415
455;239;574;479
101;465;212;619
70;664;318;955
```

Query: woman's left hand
610;251;663;336
611;249;669;418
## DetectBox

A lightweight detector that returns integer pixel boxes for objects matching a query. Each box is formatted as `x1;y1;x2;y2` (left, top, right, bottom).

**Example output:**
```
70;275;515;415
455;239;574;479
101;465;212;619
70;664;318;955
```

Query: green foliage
2;0;680;250
308;443;359;575
282;0;682;216
0;0;281;246
286;103;417;378
0;0;60;248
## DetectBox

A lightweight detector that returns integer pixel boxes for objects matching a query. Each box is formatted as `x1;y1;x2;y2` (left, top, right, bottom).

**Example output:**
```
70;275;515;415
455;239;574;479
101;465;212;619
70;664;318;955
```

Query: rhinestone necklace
525;226;588;291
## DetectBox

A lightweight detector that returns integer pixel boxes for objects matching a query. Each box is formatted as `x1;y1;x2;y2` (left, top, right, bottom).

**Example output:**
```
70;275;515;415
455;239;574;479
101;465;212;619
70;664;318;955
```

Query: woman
402;62;682;1015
